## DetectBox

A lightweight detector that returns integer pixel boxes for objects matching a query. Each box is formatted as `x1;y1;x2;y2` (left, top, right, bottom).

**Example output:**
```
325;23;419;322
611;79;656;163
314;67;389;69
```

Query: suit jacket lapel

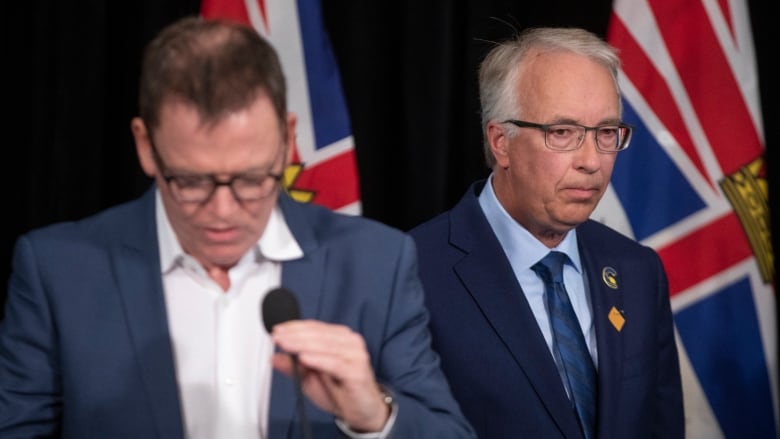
450;182;582;437
268;194;327;438
112;188;184;439
577;222;625;433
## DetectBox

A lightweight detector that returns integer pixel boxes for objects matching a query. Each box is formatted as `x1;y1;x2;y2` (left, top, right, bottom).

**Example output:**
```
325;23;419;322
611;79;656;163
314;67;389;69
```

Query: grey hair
478;27;622;168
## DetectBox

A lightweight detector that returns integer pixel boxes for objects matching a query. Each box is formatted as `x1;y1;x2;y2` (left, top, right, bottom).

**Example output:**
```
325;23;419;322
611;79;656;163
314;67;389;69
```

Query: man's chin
563;203;598;222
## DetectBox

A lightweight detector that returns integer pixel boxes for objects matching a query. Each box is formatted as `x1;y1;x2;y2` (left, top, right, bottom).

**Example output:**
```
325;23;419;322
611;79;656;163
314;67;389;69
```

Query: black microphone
261;287;312;439
262;287;301;332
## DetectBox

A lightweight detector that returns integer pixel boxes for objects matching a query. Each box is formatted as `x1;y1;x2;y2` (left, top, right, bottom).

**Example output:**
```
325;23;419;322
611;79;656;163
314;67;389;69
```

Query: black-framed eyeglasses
150;143;283;204
502;119;633;153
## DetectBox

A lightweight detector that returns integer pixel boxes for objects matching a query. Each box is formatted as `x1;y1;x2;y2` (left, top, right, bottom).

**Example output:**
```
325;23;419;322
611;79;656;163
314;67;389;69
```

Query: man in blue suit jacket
0;17;475;439
410;28;684;438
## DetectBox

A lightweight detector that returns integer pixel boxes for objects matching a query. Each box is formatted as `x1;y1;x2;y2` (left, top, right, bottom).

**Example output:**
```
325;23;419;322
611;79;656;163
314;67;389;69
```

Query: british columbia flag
201;0;361;214
595;0;777;437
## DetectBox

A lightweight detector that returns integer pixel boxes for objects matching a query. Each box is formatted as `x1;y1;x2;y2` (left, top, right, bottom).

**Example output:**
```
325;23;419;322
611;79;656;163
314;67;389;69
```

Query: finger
273;321;366;356
295;350;371;382
271;352;294;376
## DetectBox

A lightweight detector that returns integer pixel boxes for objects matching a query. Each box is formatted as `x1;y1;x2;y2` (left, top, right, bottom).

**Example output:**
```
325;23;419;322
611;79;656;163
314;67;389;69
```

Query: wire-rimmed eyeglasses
502;119;633;153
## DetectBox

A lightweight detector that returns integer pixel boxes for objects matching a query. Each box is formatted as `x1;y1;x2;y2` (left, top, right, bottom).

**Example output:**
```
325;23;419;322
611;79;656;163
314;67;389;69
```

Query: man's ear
487;121;511;169
131;117;157;177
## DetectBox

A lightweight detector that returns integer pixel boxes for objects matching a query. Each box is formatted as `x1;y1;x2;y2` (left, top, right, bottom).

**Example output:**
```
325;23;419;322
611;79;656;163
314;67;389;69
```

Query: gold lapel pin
602;266;618;289
609;306;625;332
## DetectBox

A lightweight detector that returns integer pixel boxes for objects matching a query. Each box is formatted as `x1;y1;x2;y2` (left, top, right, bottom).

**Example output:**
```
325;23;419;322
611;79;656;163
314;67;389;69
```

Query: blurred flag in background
201;0;361;214
597;0;777;437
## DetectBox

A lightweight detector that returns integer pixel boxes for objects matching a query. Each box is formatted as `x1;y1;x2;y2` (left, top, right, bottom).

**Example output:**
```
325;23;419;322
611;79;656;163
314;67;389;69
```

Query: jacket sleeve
371;234;477;439
0;234;62;438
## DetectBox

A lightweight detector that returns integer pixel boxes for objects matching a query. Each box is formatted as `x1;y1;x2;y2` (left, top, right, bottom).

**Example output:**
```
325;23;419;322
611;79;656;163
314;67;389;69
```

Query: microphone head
262;287;301;333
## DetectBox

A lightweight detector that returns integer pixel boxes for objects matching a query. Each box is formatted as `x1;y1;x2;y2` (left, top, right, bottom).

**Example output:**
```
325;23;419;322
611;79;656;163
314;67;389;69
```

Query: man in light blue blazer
0;17;475;439
410;28;684;438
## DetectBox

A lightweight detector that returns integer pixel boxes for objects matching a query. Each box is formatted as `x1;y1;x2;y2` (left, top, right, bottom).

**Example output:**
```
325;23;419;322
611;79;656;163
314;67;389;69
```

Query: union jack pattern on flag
596;0;777;437
201;0;361;214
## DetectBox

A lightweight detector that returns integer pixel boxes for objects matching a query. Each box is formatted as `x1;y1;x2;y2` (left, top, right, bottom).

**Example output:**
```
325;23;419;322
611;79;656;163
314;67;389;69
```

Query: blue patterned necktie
532;251;597;439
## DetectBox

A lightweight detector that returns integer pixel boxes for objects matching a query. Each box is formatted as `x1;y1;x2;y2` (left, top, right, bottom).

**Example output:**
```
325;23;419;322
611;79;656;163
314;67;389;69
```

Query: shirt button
223;378;235;386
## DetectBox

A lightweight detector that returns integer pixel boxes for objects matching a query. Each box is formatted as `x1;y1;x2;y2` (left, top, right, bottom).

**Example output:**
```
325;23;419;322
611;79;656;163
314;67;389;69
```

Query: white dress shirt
156;192;302;438
155;191;396;438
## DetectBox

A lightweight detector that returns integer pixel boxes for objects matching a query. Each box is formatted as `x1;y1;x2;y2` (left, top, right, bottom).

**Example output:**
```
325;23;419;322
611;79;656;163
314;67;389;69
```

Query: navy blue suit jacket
0;187;475;439
409;181;684;439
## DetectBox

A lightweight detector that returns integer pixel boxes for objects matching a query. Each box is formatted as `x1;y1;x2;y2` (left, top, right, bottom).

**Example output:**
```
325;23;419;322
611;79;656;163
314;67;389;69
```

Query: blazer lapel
268;194;327;438
112;188;184;439
577;223;626;434
450;183;582;437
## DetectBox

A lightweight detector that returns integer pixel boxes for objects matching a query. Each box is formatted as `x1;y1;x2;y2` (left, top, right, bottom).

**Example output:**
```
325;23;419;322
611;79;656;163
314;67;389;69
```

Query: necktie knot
532;251;568;284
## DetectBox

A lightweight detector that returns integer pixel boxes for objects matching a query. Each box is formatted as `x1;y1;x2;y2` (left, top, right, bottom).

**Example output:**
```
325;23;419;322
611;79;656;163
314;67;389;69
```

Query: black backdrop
1;1;776;316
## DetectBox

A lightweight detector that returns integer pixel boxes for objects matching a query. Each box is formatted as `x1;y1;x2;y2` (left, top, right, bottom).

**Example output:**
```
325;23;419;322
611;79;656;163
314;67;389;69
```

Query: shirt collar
478;174;582;273
155;189;303;274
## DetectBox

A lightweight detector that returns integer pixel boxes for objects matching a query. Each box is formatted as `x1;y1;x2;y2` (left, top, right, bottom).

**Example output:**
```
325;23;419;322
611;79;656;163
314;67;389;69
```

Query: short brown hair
138;16;288;139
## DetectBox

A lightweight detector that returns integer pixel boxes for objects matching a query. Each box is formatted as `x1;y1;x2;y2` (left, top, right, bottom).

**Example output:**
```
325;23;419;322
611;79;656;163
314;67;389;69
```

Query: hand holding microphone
262;287;393;434
262;288;311;439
